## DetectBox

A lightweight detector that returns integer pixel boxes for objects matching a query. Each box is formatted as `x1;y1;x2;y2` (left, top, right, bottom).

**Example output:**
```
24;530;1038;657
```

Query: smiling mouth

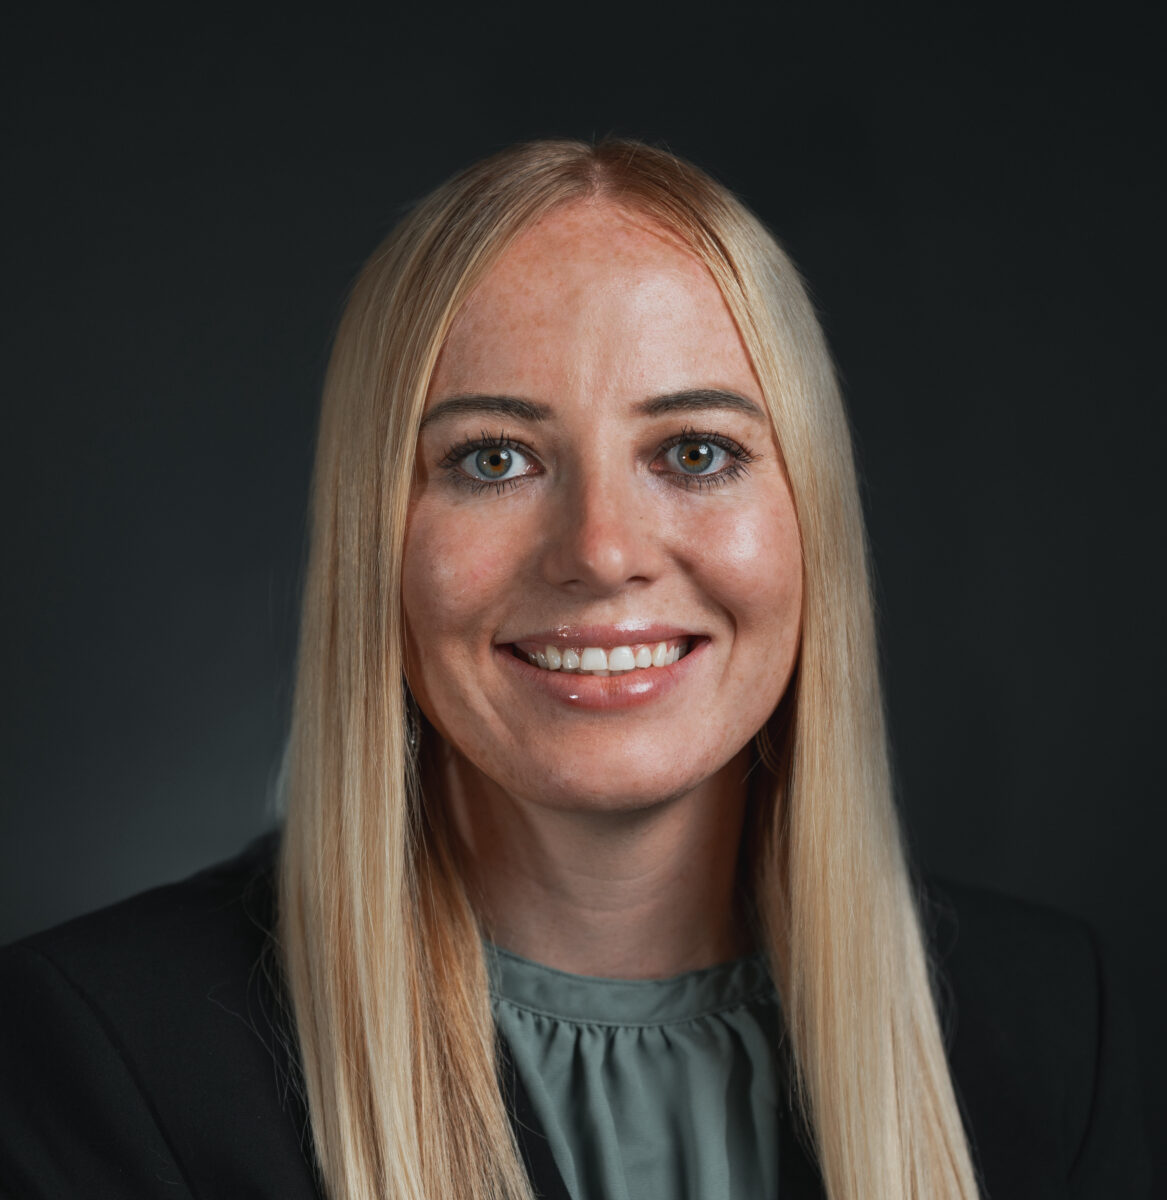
509;638;692;676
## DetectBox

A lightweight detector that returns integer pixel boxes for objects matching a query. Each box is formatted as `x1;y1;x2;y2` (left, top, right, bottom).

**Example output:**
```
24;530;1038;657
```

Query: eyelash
655;427;759;491
438;432;534;495
437;427;759;495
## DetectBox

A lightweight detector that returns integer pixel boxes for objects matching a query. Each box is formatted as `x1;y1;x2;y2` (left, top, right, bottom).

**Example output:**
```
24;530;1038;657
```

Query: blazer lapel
777;1094;828;1200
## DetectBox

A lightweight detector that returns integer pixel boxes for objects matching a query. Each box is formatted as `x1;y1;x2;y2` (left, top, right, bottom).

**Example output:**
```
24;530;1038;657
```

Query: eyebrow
419;394;553;428
633;388;766;420
420;388;765;428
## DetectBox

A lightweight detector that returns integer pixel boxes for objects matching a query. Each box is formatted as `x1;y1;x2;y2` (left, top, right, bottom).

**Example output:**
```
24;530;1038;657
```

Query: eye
653;429;757;490
668;439;728;475
461;444;533;481
440;434;540;493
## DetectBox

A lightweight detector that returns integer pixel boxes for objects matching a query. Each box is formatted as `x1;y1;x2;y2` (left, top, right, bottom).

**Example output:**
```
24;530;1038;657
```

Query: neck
436;747;753;979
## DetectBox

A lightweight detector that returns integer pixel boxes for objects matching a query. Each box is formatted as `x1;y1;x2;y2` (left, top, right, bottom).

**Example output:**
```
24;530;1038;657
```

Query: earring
405;690;421;753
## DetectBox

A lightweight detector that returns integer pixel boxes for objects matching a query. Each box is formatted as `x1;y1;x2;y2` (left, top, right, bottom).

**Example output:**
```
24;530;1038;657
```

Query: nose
540;464;659;595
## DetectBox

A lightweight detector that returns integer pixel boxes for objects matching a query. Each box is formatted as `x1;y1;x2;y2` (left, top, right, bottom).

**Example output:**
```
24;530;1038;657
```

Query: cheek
406;539;484;624
402;501;527;650
402;508;488;735
679;491;803;717
686;496;802;623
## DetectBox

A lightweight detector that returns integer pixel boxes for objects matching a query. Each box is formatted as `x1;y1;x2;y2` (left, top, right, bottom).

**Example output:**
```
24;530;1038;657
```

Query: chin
492;745;747;815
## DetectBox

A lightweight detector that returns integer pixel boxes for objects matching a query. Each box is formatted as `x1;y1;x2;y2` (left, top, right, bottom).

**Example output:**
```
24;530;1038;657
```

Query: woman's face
403;200;802;812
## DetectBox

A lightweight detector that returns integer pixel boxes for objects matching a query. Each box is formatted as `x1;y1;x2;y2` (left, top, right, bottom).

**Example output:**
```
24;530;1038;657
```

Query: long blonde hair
279;138;980;1200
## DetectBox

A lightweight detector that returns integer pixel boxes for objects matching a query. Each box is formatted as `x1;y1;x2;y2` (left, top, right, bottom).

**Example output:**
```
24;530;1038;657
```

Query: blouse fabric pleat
487;943;783;1200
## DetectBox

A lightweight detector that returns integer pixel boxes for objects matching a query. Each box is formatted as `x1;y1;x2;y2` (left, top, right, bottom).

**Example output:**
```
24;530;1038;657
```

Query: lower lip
497;640;706;711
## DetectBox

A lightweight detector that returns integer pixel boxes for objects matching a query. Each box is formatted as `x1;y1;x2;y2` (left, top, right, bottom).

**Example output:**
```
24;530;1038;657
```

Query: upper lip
499;624;700;648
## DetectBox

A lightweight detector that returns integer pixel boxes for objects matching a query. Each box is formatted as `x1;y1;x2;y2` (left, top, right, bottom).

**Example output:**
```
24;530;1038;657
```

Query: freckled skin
402;200;803;815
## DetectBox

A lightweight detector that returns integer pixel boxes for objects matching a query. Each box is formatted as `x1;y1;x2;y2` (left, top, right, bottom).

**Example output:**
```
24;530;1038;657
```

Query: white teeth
520;639;690;674
607;645;636;672
579;647;608;671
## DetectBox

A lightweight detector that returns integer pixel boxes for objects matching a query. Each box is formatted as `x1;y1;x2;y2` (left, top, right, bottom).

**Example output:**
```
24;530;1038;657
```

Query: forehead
429;200;758;402
482;199;702;289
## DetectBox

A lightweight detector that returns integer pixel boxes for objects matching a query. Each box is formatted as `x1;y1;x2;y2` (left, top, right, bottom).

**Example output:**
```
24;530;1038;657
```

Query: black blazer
0;834;1150;1199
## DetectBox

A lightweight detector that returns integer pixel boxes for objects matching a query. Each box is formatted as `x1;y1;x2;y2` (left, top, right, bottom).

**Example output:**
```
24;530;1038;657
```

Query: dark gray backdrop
4;1;1163;1186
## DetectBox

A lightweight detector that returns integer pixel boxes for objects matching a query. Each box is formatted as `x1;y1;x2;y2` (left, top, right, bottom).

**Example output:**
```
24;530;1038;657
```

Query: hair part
279;137;981;1199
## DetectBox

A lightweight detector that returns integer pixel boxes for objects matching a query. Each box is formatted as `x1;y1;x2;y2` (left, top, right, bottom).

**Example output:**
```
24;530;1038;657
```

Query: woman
0;139;1148;1200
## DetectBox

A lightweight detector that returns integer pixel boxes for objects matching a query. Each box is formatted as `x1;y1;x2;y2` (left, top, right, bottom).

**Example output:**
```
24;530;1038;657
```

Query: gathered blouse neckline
484;941;776;1028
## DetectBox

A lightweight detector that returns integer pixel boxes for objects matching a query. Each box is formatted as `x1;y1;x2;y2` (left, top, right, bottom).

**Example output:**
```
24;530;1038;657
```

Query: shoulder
0;832;320;1200
921;878;1150;1199
9;831;280;998
923;878;1102;1073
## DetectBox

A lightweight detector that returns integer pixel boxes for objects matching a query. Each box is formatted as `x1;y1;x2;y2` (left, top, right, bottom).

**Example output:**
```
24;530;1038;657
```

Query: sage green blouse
487;943;783;1200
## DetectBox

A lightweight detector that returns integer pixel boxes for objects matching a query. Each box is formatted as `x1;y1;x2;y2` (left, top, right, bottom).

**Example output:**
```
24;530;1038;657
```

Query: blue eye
459;443;533;482
653;429;758;491
669;439;728;474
